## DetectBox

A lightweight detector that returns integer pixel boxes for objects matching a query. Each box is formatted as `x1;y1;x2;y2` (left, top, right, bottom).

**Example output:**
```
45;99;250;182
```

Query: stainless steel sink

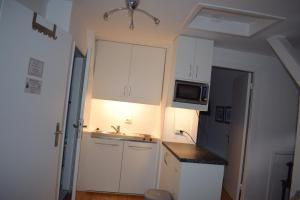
91;131;158;143
98;131;126;136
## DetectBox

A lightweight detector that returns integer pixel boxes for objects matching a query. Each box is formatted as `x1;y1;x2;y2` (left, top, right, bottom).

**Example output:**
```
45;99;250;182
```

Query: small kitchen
1;1;300;200
68;3;300;199
75;36;227;200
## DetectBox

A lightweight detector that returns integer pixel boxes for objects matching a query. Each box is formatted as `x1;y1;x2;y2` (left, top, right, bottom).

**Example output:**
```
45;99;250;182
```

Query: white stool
144;189;173;200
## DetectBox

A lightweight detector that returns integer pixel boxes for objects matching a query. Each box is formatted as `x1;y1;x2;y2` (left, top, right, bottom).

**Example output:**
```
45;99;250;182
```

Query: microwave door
174;81;202;104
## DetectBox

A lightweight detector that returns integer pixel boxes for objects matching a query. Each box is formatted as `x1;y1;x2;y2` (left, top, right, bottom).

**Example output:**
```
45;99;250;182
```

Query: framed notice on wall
215;106;224;123
28;57;44;78
224;106;232;124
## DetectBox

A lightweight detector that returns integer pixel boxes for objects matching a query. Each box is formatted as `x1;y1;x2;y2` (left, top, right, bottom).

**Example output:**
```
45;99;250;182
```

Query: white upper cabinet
175;36;197;81
174;36;214;83
129;45;165;105
194;38;214;82
93;40;166;105
93;41;131;102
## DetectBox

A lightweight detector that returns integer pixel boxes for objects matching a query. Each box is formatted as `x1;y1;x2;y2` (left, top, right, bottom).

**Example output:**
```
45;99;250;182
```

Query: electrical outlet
125;118;132;124
175;130;184;136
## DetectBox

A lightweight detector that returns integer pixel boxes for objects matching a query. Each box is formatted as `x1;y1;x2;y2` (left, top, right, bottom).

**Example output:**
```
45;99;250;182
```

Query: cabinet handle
123;86;127;96
128;145;152;150
189;64;192;78
128;86;131;97
196;65;199;79
94;142;119;147
164;152;168;165
164;157;168;165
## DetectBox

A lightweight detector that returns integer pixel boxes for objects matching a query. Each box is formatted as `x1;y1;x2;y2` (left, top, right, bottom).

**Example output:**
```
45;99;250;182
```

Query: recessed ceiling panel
184;4;285;37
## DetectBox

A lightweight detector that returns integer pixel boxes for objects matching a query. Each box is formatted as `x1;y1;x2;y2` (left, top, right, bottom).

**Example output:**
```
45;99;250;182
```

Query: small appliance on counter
139;134;153;142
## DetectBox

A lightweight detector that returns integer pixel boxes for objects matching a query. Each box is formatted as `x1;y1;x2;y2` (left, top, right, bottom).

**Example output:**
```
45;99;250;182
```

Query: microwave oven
173;80;209;105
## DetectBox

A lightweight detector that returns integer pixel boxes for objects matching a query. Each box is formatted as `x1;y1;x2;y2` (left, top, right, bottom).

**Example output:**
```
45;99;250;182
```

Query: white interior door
0;1;72;200
71;49;91;200
61;57;85;191
223;73;252;200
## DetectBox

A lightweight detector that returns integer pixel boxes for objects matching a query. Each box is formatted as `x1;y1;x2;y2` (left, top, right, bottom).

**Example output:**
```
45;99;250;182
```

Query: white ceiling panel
71;0;300;55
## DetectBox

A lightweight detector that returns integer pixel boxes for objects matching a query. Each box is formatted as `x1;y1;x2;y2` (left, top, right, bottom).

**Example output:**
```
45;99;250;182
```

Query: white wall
198;68;247;159
0;0;3;19
46;0;72;32
16;0;48;16
15;0;73;33
162;107;199;144
267;36;300;196
88;99;162;139
212;47;299;200
69;0;88;53
82;31;96;128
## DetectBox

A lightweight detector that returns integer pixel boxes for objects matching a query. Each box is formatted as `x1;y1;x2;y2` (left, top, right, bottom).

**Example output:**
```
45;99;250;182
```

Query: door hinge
249;83;254;90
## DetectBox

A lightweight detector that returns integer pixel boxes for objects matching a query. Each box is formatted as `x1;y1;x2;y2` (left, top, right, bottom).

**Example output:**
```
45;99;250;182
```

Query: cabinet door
175;36;196;81
194;39;214;83
119;141;158;194
93;40;131;101
159;147;173;193
129;45;165;105
83;138;123;192
159;147;181;200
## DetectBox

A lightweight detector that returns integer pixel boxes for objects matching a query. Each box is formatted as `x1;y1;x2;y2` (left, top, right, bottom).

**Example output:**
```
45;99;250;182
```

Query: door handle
128;86;131;97
189;64;192;78
164;153;168;165
73;120;87;129
123;86;127;96
54;122;63;147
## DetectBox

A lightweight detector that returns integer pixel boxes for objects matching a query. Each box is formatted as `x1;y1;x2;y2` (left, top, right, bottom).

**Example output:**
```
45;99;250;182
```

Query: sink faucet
111;125;120;134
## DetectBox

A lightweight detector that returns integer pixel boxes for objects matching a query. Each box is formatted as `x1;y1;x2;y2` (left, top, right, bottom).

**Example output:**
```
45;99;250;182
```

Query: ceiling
72;0;300;55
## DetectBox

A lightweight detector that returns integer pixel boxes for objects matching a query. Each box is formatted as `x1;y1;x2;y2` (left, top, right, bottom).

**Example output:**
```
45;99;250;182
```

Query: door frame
212;66;254;200
71;48;92;200
236;72;254;200
0;0;4;20
55;42;76;200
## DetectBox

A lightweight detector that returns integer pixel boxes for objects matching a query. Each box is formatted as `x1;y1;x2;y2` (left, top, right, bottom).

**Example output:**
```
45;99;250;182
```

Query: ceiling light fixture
103;0;160;30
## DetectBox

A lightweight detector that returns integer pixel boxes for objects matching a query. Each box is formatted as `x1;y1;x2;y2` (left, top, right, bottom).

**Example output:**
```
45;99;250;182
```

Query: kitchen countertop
91;132;159;143
162;142;227;165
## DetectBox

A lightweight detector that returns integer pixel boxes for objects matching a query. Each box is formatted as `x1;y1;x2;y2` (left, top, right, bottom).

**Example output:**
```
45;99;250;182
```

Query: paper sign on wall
24;78;42;95
28;57;44;78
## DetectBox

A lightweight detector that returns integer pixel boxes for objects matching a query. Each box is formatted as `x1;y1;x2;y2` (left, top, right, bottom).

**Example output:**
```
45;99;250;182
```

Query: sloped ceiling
62;0;300;55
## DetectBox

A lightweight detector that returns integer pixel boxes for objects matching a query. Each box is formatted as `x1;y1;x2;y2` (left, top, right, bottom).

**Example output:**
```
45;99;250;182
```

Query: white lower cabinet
159;146;181;199
77;135;158;195
159;146;224;200
119;141;158;194
82;138;124;192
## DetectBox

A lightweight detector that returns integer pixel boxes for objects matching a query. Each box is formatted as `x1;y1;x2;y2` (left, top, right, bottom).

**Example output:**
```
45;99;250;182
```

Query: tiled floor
75;189;233;200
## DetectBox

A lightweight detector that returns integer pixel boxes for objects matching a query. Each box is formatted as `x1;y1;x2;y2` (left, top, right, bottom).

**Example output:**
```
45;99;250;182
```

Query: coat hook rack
32;12;57;40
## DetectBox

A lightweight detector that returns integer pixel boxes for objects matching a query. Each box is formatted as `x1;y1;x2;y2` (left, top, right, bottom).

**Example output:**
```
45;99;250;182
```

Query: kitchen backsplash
88;99;161;138
162;107;199;144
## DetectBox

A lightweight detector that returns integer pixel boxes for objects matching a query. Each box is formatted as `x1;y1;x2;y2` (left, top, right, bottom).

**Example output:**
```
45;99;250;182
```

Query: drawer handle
94;142;119;147
164;153;168;165
128;145;152;150
164;157;168;165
